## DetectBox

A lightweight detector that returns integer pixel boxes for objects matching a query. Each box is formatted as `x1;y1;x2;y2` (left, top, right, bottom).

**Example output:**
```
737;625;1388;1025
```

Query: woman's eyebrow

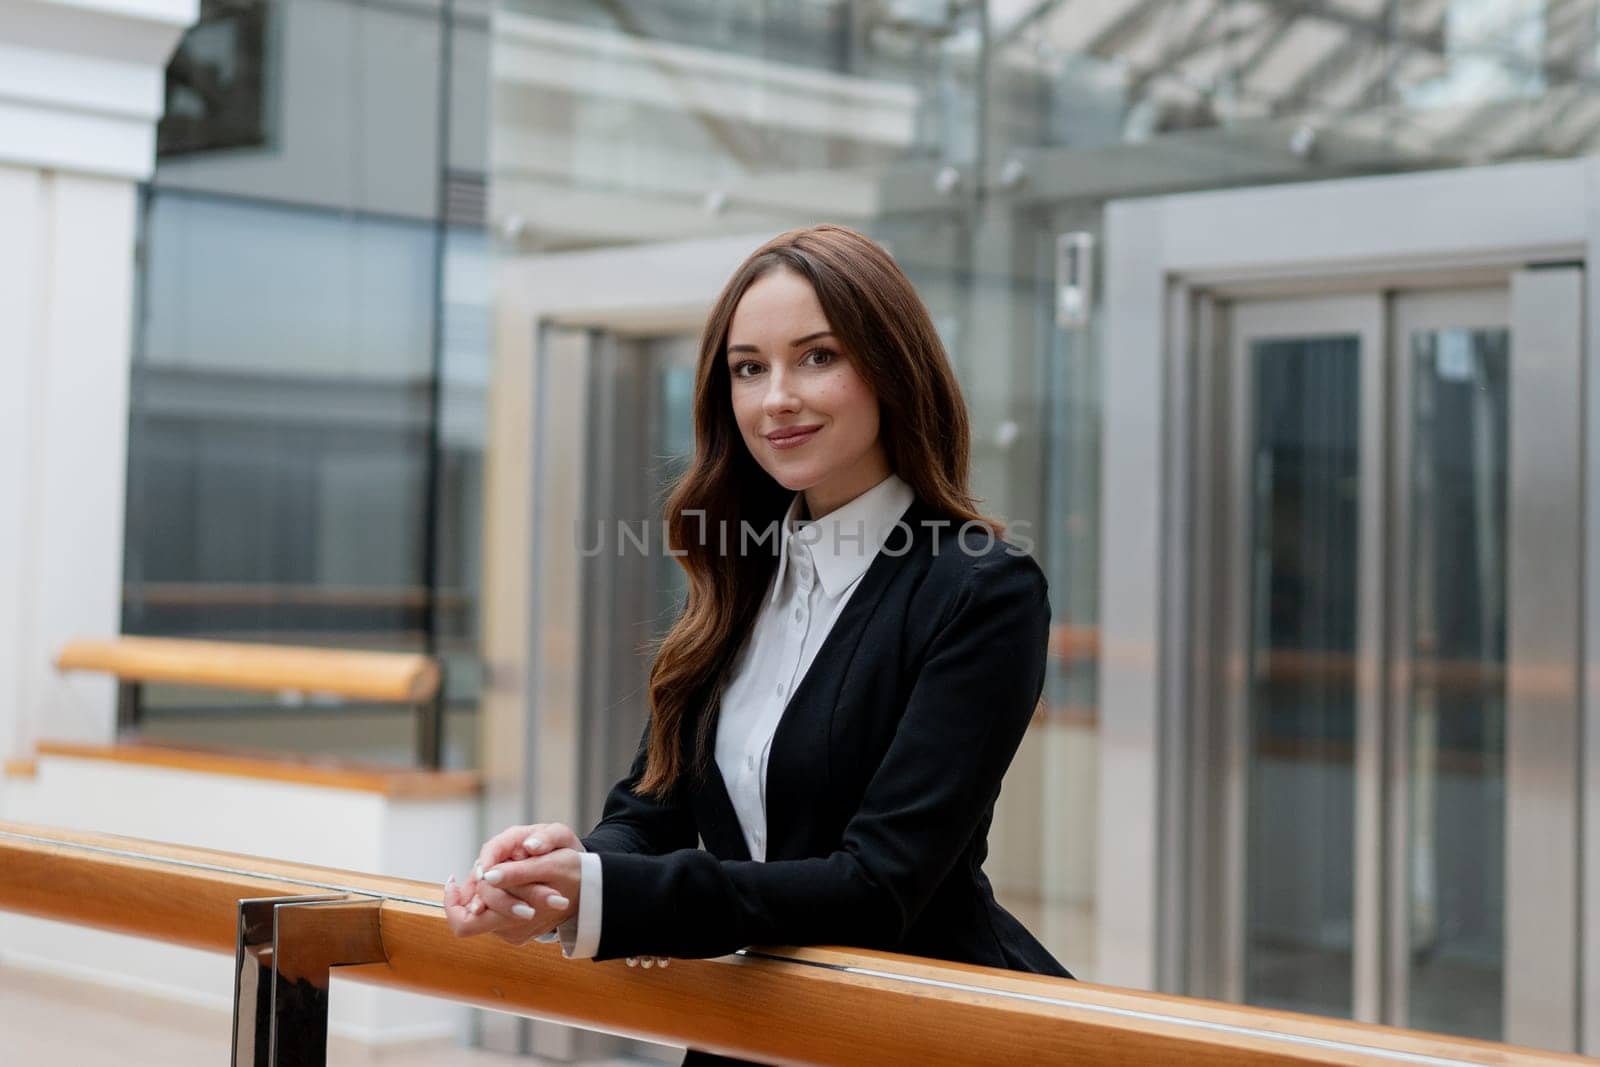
727;330;834;355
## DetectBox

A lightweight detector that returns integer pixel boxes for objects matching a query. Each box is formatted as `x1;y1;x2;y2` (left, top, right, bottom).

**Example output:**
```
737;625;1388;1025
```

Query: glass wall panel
1244;337;1362;1018
124;0;490;768
986;0;1600;173
124;0;1600;1046
1405;327;1510;1040
127;192;437;638
486;2;1600;1004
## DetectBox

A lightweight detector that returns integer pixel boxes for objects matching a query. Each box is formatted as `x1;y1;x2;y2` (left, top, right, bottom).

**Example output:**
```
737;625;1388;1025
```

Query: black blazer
579;494;1073;981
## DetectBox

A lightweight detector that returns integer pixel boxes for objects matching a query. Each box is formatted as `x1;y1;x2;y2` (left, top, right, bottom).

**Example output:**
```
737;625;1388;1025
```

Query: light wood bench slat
2;758;36;779
33;741;478;799
55;636;439;703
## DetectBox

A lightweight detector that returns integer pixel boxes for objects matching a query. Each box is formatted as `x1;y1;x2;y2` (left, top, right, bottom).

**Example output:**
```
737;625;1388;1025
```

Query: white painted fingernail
445;875;456;888
523;835;544;851
474;864;484;880
533;931;560;943
484;869;503;885
512;903;535;919
641;958;654;969
660;958;670;968
626;957;638;967
468;898;483;915
547;894;570;910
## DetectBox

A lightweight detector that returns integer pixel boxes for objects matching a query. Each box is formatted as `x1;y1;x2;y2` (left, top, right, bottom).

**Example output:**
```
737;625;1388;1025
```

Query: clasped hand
443;822;671;968
443;822;583;946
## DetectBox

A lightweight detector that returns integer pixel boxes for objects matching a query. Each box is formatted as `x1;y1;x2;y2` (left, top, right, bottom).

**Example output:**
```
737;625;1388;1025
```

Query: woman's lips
766;426;821;450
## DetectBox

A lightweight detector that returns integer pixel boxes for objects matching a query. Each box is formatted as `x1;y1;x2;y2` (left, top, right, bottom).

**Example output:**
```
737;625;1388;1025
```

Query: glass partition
484;0;1600;1021
1403;323;1511;1040
123;0;490;768
119;0;1600;1050
1242;336;1363;1018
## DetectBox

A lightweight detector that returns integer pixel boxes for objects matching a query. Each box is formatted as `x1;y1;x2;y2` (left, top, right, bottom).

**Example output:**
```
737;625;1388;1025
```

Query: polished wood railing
54;636;445;766
0;822;1586;1066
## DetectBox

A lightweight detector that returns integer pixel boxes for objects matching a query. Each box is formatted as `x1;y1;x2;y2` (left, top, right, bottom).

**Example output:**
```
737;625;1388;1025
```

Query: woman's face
726;267;890;518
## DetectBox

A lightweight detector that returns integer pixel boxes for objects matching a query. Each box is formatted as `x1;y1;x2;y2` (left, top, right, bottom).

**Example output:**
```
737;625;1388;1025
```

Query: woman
444;223;1072;1060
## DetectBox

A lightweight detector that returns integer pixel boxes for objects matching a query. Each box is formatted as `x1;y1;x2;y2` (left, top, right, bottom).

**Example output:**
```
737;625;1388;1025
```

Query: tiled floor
0;963;637;1066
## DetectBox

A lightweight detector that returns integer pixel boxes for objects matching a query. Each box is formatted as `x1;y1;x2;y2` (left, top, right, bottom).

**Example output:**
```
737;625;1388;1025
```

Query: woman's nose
762;369;800;415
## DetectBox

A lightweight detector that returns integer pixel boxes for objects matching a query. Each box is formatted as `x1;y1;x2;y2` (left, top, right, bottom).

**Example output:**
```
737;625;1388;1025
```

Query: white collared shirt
559;471;915;959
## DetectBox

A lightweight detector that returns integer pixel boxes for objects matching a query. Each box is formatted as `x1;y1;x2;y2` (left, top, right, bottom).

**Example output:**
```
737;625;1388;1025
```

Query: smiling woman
446;224;1068;1066
725;272;890;520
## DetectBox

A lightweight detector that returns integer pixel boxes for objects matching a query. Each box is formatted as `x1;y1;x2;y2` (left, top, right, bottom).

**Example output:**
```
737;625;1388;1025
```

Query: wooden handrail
54;636;439;704
0;822;1583;1065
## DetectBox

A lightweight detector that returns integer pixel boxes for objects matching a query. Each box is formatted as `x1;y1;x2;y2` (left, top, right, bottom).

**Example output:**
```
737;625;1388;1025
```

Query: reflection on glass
491;0;983;248
1245;336;1360;1018
158;0;271;157
986;0;1600;162
126;192;438;643
575;332;700;827
650;339;699;637
123;192;489;769
1406;327;1508;1040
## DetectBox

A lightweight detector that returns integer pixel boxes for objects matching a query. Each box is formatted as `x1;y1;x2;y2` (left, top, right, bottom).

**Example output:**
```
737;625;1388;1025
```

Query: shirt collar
769;472;916;603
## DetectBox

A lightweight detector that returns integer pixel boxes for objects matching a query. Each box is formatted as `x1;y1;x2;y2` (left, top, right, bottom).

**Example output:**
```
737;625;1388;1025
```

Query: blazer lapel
691;755;751;861
762;497;929;860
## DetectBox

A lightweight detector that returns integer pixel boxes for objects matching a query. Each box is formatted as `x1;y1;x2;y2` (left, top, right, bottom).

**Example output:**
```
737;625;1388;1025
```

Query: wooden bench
23;739;478;799
54;636;446;767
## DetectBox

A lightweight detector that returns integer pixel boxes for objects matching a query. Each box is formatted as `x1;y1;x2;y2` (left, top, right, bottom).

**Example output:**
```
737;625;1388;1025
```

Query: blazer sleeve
579;716;700;857
590;548;1050;961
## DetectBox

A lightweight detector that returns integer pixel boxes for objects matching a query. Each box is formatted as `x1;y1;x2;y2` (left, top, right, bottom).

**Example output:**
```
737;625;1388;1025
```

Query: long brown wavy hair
636;223;1000;799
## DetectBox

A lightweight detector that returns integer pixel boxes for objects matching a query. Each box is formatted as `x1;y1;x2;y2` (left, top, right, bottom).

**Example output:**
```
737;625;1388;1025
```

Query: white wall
1;753;475;1043
0;1;197;767
0;168;140;761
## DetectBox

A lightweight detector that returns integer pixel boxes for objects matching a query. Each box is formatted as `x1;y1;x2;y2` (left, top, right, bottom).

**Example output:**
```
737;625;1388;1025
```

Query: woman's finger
476;879;573;932
479;855;553;889
445;883;510;938
474;824;537;875
518;822;582;856
443;874;540;940
492;880;573;918
476;878;550;923
453;902;521;937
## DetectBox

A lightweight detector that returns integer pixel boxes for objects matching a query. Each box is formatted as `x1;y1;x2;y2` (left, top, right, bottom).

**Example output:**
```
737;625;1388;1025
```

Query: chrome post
231;895;386;1066
416;691;444;769
115;681;142;734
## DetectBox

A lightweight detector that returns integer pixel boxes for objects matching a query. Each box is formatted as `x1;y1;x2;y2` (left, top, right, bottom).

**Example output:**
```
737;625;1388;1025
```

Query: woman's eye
804;348;837;367
731;360;762;379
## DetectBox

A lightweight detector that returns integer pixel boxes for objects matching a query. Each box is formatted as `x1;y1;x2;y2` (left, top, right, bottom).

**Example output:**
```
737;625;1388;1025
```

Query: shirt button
793;607;803;622
775;681;785;697
747;755;756;771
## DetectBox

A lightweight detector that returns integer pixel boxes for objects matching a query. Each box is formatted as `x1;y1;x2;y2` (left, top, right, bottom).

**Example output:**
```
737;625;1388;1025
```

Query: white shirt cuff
558;850;603;959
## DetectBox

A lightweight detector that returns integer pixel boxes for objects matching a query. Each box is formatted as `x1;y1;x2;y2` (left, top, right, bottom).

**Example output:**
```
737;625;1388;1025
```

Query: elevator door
576;330;699;830
1201;271;1583;1047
